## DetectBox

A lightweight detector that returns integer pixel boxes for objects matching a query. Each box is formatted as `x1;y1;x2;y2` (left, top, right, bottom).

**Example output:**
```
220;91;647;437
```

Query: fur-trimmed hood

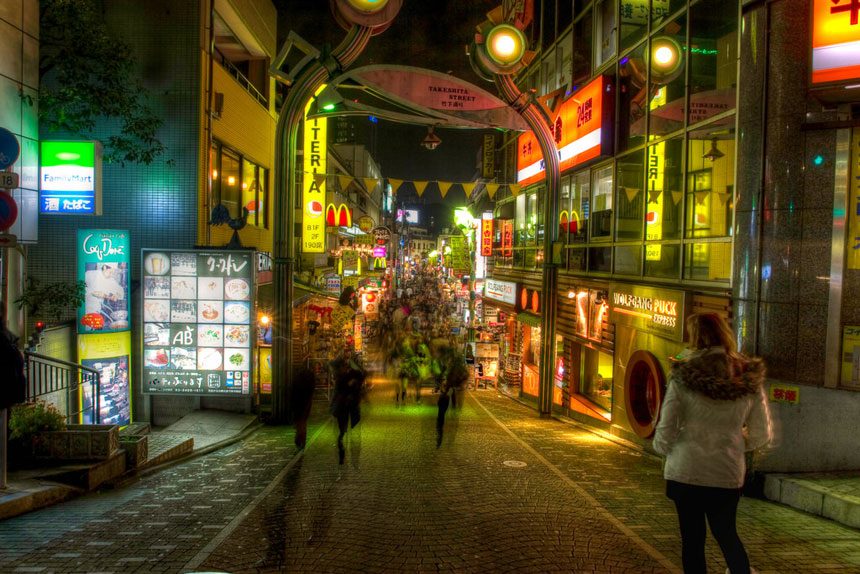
670;347;765;400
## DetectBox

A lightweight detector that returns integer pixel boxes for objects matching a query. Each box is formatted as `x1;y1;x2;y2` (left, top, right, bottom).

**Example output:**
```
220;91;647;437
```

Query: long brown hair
686;312;738;355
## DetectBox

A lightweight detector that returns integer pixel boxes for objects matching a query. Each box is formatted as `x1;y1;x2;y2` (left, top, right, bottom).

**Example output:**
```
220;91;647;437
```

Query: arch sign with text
517;75;613;186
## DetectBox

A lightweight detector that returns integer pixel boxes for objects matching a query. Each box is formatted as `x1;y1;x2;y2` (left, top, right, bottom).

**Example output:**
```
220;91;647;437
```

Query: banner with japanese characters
77;229;131;334
141;249;254;396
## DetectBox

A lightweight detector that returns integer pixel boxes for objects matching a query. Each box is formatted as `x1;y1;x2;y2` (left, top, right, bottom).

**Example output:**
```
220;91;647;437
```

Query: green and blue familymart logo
40;141;101;215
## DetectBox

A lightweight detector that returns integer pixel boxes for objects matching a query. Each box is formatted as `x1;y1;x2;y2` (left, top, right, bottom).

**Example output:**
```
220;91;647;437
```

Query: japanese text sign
303;86;327;253
769;384;800;404
481;212;494;257
40;141;102;215
812;0;860;85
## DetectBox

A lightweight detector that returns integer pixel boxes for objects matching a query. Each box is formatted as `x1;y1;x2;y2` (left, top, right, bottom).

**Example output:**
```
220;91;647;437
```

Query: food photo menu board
141;249;254;395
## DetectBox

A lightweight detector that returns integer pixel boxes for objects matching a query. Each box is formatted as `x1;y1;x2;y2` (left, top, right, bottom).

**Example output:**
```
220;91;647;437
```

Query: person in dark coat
330;352;366;465
291;366;316;450
0;324;26;412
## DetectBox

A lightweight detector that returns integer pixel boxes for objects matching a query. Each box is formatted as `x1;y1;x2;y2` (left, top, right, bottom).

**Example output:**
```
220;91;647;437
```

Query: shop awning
515;312;543;328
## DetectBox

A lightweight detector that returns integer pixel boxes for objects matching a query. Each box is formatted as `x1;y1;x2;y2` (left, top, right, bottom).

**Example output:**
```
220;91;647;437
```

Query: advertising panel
258;347;272;394
482;134;495;179
501;220;514;257
396;209;419;224
40;141;102;215
484;279;517;306
303;86;327;253
609;284;685;342
480;212;494;257
142;249;254;395
517;76;611;186
811;0;860;85
78;331;132;426
77;229;131;334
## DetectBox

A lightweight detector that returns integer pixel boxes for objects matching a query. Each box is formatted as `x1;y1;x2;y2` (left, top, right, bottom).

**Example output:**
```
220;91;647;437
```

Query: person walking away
291;366;316;450
653;313;772;574
0;322;26;489
330;353;366;466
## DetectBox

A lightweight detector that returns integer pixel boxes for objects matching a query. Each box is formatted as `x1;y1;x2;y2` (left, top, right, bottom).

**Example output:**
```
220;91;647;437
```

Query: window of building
616;150;645;241
220;149;241;219
652;0;685;28
211;142;269;228
542;0;558;49
620;0;648;53
515;192;527;246
580;346;613;411
594;0;617;70
614;245;642;275
618;41;648;152
543;48;557;94
558;32;572;92
644;136;683;278
527;190;540;246
572;9;593;86
688;0;737;126
591;165;614;239
588;246;612;272
559;0;573;32
649;15;687;138
560;175;572;244
571;170;590;243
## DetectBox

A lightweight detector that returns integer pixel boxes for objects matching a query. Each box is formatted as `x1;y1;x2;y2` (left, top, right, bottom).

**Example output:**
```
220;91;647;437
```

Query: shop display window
515;193;527;246
685;117;734;240
591;165;614;239
615;150;645;241
581;346;613;412
688;0;737;126
684;241;731;282
560;176;571;245
618;42;648;152
648;15;687;138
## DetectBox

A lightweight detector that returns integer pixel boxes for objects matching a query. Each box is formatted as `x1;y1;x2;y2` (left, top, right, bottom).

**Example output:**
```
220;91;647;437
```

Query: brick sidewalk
0;373;858;573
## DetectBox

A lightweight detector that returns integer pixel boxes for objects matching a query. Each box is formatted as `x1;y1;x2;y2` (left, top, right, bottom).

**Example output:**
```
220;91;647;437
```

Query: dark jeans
335;403;360;464
666;480;750;574
436;393;450;447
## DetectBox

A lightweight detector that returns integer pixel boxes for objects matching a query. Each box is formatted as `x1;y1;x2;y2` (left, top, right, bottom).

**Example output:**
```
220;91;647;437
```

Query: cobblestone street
1;369;859;573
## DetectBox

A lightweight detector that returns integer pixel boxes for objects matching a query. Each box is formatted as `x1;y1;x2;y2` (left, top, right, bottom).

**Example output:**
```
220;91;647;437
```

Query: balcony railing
24;351;100;425
215;49;268;107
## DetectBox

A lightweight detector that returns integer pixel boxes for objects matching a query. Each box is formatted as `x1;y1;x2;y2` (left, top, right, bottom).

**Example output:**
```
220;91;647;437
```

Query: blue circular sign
0;128;21;170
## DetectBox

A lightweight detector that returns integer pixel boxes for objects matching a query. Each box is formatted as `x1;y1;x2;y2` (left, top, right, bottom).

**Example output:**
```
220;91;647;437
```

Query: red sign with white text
481;215;494;257
812;0;860;85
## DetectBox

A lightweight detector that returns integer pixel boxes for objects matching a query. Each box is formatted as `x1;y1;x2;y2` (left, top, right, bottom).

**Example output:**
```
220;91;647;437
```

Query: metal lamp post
269;0;401;423
469;7;559;416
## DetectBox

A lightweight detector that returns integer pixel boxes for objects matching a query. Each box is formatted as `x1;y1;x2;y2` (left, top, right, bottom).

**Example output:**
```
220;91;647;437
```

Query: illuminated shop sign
812;0;860;85
516;75;612;186
141;249;254;396
517;286;541;315
77;229;131;334
609;284;685;342
501;219;514;257
481;212;494;257
40;141;102;215
78;331;132;427
326;203;352;227
303;86;327;253
484;278;517;306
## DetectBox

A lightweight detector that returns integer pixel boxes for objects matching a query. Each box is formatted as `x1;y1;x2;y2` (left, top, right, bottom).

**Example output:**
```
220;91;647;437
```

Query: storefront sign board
482;134;495;179
40;141;102;215
302;86;327;253
78;331;132;427
484;278;517;306
811;0;860;85
516;75;612;186
769;383;800;404
480;212;493;257
141;249;254;396
501;219;514;257
609;284;685;342
77;229;131;334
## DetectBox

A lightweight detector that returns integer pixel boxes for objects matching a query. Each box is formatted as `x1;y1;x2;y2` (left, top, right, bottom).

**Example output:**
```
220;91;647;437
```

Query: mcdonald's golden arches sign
326;203;352;227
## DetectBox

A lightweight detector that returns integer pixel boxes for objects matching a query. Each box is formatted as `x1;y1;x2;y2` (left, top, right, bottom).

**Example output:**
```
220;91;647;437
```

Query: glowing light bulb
654;46;675;66
227;176;236;186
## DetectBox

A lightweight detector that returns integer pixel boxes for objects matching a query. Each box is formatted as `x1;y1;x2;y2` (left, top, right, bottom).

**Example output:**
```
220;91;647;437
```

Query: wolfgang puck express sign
609;284;686;341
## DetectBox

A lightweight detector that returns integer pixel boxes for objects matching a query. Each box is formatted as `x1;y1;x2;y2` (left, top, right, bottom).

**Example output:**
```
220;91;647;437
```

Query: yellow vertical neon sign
303;86;327;253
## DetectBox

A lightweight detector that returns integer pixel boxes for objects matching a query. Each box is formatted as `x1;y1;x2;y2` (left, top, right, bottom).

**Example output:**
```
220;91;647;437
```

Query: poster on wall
78;331;132;426
258;347;272;394
141;249;254;396
77;229;131;334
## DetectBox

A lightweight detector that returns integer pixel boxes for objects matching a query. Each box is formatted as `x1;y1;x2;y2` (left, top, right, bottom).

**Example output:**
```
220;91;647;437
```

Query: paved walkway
0;359;858;572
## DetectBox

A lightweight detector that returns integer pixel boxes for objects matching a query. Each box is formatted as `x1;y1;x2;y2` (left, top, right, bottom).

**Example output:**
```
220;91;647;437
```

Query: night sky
275;0;503;228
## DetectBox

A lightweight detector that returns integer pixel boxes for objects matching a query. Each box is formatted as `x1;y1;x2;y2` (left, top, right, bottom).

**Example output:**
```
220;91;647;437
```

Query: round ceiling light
345;0;389;12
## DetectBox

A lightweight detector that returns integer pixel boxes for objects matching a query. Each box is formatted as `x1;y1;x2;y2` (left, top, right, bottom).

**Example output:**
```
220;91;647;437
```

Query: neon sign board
40;141;102;214
609;284;685;342
303;86;327;252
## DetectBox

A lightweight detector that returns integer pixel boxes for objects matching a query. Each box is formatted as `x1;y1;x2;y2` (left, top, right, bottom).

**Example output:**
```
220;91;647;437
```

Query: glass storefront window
220;149;241;219
616;150;645;241
568;247;587;272
614;245;642;276
570;171;590;243
581;346;613;411
649;16;687;138
527;191;539;246
652;0;684;28
620;0;648;53
645;243;681;278
685;116;735;239
646;137;683;243
573;10;593;86
560;176;571;245
688;0;737;126
591;165;614;239
241;159;258;225
515;193;527;246
618;42;648;152
594;0;617;69
588;246;612;272
683;241;731;282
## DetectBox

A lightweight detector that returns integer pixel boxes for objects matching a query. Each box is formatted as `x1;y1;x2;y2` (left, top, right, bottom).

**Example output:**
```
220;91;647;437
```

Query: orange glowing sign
812;0;860;85
481;213;494;257
501;220;513;257
517;75;612;186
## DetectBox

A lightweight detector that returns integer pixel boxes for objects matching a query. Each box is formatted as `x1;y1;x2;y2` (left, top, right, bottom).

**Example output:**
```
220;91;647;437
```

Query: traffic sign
0;171;19;189
0;233;17;248
0;192;18;230
0;128;20;170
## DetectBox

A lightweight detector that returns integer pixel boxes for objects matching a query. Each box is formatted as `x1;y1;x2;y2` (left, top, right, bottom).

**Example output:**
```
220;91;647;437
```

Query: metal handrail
215;49;268;107
23;351;101;424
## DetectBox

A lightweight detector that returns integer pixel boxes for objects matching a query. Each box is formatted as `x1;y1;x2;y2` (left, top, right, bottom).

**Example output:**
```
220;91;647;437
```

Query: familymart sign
40;141;102;215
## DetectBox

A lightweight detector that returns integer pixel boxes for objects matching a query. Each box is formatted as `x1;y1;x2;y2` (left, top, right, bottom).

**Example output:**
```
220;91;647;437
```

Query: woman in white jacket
653;312;772;574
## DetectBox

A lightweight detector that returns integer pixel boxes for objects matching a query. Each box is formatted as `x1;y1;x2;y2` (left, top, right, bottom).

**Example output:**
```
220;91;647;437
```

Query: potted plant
8;400;66;462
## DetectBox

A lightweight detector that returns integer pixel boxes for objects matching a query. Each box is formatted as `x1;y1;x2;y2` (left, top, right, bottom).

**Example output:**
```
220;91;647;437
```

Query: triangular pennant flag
338;175;354;191
648;189;663;203
414;180;429;197
508;184;521;196
717;192;732;205
461;182;476;197
486;183;500;199
623;187;640;202
437;181;453;199
695;191;709;205
313;173;327;190
363;178;378;192
388;178;403;194
671;191;683;205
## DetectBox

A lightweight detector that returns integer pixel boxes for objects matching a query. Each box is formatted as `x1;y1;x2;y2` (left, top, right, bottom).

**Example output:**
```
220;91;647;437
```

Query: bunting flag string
413;181;429;197
337;175;354;192
716;192;732;205
694;191;710;205
363;178;379;192
508;184;521;197
671;191;684;206
461;182;477;197
623;187;640;202
486;183;500;199
388;178;403;195
437;181;453;199
313;173;327;190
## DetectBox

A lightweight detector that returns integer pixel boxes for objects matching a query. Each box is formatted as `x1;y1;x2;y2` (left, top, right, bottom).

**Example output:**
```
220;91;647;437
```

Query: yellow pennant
389;178;403;194
717;192;732;205
313;173;327;190
671;191;683;205
414;181;429;197
694;191;710;205
486;183;500;199
461;182;476;197
623;187;640;202
363;178;379;192
437;181;453;199
338;175;354;192
508;183;521;196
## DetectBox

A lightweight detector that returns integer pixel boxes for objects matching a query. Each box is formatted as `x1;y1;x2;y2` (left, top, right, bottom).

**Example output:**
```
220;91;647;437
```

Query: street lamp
468;7;559;416
268;0;401;423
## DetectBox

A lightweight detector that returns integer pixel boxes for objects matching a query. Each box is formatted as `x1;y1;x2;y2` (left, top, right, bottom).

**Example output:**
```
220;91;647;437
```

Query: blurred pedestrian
330;351;366;466
653;312;772;574
291;366;316;450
